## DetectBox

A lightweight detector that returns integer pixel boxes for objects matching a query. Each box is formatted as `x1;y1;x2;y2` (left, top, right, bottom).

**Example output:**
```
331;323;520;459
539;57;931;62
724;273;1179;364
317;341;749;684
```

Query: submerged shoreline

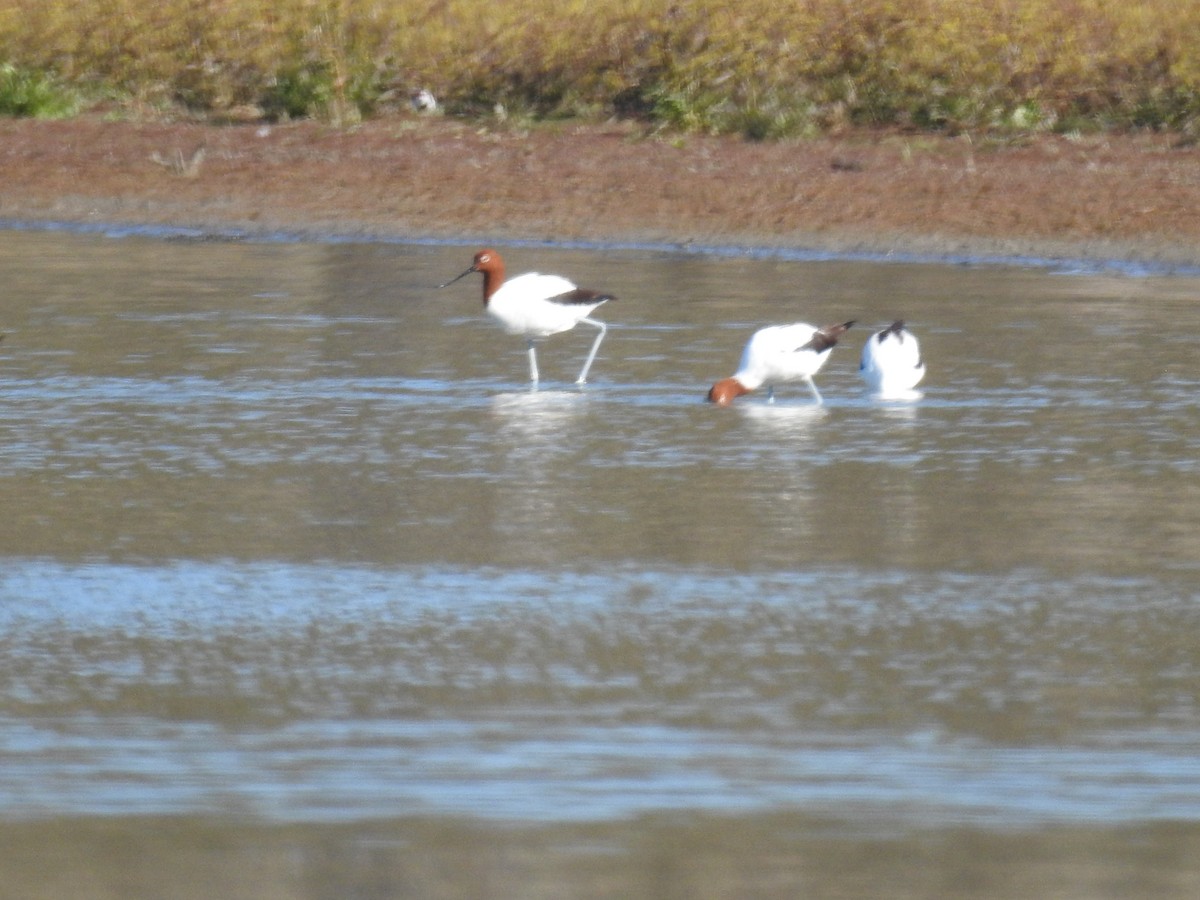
4;214;1198;278
1;116;1199;274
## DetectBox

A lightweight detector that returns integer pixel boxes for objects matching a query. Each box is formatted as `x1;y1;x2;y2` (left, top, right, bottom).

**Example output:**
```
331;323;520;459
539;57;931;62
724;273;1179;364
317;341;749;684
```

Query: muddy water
2;229;1200;897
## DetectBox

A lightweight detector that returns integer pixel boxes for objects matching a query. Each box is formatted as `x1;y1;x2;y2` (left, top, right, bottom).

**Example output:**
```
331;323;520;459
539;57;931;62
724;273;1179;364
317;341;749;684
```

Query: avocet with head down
708;320;855;406
860;320;925;398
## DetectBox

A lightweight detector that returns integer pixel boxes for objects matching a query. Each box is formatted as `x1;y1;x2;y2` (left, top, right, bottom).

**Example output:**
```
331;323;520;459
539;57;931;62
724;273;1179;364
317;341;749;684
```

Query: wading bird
708;320;854;405
860;320;925;398
440;249;614;385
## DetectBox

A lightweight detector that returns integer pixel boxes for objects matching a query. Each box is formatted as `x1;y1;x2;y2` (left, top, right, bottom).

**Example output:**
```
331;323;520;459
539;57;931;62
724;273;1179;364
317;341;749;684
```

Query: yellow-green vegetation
0;0;1198;135
0;63;82;117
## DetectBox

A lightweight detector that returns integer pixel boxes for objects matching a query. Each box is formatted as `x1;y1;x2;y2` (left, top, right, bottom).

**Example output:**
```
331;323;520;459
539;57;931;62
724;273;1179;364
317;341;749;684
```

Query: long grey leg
526;339;540;384
805;375;824;404
575;317;607;384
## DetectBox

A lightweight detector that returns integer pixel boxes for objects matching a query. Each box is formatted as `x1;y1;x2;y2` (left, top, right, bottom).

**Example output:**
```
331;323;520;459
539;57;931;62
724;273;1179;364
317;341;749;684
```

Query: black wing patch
800;320;855;353
550;288;616;305
801;332;837;353
877;320;906;344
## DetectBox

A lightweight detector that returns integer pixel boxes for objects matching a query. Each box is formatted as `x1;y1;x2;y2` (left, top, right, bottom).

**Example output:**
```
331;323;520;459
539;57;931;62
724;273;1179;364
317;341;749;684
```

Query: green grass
0;63;82;117
0;0;1197;135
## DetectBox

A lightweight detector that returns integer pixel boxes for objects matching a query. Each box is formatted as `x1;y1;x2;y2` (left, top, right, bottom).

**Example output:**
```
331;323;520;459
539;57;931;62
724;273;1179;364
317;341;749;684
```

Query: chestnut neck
708;377;752;406
473;251;506;306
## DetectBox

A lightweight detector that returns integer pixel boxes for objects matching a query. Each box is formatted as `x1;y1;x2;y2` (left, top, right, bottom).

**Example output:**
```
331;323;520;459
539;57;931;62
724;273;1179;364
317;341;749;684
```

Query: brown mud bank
1;116;1199;268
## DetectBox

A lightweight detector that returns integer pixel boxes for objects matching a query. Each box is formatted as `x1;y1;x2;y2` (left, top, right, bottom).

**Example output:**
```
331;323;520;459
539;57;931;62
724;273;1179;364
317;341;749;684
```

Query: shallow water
2;229;1200;895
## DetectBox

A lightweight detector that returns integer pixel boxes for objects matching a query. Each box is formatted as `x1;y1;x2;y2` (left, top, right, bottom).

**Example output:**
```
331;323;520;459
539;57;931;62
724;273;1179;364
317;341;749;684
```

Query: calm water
2;228;1200;895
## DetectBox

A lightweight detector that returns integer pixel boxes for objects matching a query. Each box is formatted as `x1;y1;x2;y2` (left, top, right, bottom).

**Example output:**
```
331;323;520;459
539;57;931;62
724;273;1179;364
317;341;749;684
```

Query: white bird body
487;272;606;338
860;320;925;397
734;323;832;389
709;320;854;405
442;249;614;384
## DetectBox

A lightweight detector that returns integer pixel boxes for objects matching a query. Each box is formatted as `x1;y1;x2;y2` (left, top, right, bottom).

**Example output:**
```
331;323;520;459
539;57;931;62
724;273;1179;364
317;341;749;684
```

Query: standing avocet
440;249;614;384
860;320;925;398
707;320;855;406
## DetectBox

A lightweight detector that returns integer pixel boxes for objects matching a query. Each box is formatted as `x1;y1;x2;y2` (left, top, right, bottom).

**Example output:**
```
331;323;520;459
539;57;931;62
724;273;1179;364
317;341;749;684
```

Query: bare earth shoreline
2;115;1200;270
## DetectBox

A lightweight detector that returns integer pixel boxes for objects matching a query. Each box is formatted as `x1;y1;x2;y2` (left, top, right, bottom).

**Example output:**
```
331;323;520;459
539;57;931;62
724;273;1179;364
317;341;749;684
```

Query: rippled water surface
2;229;1200;896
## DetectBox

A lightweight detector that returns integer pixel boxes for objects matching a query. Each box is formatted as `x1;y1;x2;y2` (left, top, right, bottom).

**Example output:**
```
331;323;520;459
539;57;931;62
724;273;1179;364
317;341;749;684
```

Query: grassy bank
1;0;1198;136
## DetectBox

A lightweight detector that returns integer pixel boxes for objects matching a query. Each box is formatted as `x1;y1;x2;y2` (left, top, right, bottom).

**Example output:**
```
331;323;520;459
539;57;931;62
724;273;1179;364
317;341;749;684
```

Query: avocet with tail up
860;320;925;399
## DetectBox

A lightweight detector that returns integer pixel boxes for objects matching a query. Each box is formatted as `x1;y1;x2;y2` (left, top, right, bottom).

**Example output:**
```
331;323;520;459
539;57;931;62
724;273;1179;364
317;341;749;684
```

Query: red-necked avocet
707;320;855;406
440;249;615;384
860;320;925;398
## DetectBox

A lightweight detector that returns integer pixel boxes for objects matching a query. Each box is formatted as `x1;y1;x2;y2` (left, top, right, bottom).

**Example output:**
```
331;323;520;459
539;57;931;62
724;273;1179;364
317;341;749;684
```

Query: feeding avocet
707;320;855;406
860;320;925;398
